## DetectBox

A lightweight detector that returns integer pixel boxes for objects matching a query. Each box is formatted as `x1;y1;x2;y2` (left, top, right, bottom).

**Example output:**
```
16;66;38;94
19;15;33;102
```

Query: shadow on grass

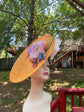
0;71;31;112
0;69;84;112
44;68;84;100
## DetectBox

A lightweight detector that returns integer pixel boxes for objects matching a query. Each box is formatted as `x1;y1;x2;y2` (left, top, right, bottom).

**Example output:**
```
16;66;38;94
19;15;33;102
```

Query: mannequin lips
43;72;49;76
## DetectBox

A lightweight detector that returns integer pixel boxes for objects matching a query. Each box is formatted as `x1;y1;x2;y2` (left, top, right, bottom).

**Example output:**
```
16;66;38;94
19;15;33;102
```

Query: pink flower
28;41;46;61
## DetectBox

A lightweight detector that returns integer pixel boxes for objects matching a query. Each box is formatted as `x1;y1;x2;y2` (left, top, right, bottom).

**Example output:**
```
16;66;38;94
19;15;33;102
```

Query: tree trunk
72;0;84;9
27;0;35;46
66;0;84;16
25;0;35;89
0;50;2;58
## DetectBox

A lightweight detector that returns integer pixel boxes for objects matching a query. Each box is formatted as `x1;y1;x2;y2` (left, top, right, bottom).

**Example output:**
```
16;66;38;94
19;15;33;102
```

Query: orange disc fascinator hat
10;34;61;83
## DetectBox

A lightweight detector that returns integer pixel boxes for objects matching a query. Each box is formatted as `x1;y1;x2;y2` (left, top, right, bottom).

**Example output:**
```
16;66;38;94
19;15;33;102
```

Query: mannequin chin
23;60;52;112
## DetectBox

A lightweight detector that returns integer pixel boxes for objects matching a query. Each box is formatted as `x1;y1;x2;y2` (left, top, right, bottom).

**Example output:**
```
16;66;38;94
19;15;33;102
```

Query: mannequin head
31;60;50;82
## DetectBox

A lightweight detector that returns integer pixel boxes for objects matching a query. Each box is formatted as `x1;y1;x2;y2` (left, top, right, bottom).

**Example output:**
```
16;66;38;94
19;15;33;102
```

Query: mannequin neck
29;77;44;102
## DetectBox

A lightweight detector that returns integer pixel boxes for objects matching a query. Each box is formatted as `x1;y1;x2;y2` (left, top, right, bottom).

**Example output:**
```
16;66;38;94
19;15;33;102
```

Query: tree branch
0;9;28;25
66;0;84;16
72;0;84;9
34;0;57;14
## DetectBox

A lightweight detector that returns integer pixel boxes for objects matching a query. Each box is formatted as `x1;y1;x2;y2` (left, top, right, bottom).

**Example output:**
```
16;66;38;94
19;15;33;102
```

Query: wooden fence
0;57;17;70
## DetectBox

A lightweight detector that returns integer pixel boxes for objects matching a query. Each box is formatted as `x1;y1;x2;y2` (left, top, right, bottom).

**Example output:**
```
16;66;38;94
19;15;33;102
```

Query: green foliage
1;50;6;58
0;0;84;50
1;50;10;58
55;0;84;41
16;47;25;57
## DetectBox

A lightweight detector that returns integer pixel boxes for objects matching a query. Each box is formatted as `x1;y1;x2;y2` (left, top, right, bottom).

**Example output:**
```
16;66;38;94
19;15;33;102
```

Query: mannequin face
31;60;50;81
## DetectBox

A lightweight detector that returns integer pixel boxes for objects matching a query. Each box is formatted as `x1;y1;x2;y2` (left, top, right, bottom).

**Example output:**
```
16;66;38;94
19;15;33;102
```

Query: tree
0;0;55;50
66;0;84;16
0;0;84;51
53;0;84;42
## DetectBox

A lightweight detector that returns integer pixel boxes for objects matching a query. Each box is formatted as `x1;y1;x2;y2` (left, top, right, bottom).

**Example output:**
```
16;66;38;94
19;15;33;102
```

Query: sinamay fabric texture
10;35;56;83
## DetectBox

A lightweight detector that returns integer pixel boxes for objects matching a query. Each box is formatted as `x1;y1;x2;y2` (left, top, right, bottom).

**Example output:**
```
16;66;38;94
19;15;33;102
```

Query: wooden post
62;57;63;68
58;89;66;112
72;51;73;68
76;51;78;62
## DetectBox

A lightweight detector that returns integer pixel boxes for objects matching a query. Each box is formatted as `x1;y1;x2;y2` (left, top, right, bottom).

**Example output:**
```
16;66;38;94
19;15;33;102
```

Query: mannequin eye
46;63;50;68
45;60;50;68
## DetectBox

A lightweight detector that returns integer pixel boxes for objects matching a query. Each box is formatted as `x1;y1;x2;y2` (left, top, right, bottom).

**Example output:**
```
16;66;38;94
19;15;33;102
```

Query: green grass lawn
0;69;84;112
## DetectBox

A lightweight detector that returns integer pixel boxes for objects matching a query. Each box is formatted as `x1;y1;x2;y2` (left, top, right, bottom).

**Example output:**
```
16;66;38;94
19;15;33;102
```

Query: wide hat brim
10;35;55;83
